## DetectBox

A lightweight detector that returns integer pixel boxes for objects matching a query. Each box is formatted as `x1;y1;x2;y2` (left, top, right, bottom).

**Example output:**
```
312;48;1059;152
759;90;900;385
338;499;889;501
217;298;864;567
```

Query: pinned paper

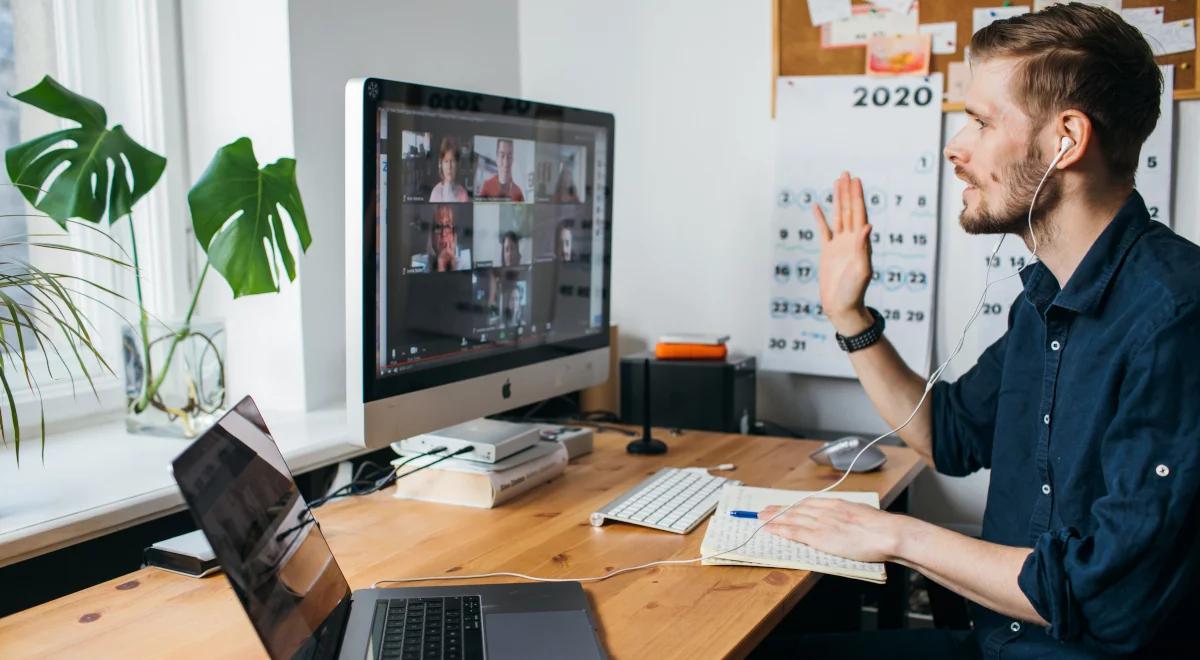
972;6;1030;35
919;21;958;54
1033;0;1122;11
822;4;920;49
1121;6;1165;29
808;0;853;26
866;34;932;76
1141;19;1196;56
869;0;915;13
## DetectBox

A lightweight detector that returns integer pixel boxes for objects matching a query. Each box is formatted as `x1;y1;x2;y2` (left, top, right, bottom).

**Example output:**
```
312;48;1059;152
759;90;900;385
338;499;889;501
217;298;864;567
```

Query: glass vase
123;318;227;438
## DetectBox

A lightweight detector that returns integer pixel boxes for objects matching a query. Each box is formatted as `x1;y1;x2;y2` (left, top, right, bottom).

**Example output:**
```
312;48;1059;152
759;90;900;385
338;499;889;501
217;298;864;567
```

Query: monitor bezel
356;78;614;404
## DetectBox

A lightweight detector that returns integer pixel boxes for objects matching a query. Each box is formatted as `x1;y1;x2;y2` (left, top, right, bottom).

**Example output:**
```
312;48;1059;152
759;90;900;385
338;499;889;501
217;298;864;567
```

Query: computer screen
348;79;614;446
355;80;613;405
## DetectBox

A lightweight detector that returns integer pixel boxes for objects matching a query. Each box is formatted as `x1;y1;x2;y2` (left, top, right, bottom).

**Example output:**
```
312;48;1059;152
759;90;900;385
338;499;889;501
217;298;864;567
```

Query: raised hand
813;172;874;335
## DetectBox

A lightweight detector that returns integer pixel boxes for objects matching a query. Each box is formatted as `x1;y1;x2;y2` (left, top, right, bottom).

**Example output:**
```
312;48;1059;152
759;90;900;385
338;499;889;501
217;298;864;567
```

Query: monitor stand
627;358;667;455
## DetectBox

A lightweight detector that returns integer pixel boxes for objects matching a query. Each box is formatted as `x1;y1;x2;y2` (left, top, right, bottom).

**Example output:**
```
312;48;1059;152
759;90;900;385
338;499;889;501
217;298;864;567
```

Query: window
0;0;193;430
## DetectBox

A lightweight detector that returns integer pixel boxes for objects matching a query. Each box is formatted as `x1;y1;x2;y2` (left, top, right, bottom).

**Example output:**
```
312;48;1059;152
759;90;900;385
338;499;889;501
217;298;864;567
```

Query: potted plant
5;75;311;439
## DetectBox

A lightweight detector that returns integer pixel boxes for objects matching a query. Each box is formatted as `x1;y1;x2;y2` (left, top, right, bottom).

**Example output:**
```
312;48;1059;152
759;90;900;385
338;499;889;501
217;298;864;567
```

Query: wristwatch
835;307;885;353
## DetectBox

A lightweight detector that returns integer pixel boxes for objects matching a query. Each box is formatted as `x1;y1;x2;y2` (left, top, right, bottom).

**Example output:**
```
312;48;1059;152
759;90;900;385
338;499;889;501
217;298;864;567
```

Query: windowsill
0;404;366;568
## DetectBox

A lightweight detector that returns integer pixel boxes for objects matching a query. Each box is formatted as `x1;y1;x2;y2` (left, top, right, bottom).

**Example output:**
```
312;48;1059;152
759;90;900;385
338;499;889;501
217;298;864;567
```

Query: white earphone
1054;135;1075;161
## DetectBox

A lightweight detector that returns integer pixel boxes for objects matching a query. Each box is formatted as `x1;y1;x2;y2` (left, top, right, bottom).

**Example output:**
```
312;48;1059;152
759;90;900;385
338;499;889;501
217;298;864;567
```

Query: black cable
580;410;620;423
385;446;474;487
307;448;446;509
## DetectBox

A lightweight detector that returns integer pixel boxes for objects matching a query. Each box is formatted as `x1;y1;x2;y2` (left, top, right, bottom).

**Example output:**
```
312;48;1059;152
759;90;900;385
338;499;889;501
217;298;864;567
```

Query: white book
391;442;568;508
700;486;887;584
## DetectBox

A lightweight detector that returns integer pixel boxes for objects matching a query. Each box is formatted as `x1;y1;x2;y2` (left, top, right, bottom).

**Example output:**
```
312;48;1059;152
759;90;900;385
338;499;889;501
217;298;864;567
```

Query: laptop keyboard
378;595;483;660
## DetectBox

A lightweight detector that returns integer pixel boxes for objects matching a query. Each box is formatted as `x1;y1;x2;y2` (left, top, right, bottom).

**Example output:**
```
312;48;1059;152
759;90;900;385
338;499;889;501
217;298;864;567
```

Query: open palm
813;172;873;331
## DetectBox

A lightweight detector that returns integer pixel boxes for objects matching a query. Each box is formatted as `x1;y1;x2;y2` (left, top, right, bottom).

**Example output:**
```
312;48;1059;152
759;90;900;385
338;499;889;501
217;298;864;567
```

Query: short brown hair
970;3;1161;183
439;136;458;160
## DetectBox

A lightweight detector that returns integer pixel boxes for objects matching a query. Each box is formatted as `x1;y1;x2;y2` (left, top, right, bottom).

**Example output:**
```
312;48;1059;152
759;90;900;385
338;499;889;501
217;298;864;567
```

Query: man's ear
1054;109;1092;170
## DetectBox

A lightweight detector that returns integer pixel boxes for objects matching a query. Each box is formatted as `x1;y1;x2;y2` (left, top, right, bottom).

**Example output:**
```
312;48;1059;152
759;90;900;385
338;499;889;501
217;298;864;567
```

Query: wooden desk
0;429;924;659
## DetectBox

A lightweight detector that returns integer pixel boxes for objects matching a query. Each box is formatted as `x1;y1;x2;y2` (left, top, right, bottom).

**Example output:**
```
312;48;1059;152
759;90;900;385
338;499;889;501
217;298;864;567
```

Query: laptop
172;396;606;660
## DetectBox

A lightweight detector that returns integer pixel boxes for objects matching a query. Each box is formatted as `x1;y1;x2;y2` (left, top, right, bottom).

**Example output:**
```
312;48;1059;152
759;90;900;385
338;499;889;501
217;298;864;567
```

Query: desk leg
877;488;910;629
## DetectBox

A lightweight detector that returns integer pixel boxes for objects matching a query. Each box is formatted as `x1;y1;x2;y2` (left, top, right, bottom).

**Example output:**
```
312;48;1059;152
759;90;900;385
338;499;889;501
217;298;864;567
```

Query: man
411;205;470;272
556;221;574;262
479;138;525;201
763;5;1200;658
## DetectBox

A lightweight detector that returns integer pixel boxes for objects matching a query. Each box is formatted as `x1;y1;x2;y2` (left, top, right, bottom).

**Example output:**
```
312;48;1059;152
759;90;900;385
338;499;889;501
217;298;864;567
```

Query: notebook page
701;486;884;576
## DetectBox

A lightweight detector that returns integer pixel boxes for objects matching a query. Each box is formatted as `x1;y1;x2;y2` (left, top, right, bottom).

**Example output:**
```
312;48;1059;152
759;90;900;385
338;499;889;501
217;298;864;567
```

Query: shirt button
1010;621;1022;633
1042;483;1051;495
1043;414;1050;425
1157;464;1170;477
1050;340;1061;351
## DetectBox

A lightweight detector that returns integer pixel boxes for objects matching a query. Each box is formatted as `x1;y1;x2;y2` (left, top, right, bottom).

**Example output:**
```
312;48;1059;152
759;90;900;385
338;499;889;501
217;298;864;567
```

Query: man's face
945;58;1061;235
433;208;455;253
560;228;573;260
497;140;514;183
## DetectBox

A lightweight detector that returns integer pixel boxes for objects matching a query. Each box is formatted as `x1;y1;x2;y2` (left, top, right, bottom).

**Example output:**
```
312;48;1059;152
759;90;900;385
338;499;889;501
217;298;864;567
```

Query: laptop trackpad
485;610;602;659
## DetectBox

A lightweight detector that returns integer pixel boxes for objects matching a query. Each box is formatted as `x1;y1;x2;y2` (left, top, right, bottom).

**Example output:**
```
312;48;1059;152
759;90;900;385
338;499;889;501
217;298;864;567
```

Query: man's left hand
759;497;907;563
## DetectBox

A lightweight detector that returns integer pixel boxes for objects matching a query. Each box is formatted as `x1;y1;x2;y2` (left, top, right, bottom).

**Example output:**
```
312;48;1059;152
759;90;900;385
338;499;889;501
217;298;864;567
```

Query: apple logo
501;379;512;399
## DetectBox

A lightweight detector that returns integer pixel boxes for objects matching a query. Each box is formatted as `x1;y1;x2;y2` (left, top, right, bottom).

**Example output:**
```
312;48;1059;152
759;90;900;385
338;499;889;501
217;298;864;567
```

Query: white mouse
809;436;888;472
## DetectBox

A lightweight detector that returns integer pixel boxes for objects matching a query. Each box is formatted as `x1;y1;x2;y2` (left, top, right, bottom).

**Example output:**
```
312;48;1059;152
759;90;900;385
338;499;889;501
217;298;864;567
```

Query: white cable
374;161;1061;590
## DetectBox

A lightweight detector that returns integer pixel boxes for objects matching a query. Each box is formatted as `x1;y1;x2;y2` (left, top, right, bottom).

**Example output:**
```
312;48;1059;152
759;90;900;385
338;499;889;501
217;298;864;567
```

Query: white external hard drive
396;419;540;463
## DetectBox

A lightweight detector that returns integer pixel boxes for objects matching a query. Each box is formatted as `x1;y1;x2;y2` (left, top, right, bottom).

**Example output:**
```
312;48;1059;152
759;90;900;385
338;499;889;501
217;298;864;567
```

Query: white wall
180;0;306;412
520;0;1200;528
180;0;521;411
519;0;776;367
287;0;522;410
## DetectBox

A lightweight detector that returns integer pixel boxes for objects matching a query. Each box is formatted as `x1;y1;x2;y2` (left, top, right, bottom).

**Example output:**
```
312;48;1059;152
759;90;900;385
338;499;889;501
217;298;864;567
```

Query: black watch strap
835;307;885;353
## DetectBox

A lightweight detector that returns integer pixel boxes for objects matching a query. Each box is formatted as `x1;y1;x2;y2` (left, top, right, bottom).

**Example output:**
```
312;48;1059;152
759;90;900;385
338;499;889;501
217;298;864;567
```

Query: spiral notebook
700;486;887;584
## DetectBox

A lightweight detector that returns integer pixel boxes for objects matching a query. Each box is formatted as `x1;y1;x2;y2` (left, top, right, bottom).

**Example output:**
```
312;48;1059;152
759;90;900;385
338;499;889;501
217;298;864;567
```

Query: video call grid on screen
375;103;607;376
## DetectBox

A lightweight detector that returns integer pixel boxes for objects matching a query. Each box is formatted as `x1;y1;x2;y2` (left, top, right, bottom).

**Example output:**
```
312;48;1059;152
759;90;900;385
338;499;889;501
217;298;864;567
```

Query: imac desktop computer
345;78;614;451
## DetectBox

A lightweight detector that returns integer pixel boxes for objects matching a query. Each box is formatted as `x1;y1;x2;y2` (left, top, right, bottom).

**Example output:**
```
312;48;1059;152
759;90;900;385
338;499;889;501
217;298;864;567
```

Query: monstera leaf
188;137;311;298
4;75;166;226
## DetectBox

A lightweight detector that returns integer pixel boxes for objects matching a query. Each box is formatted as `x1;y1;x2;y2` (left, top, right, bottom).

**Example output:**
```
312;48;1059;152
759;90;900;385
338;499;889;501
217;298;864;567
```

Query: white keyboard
589;467;740;534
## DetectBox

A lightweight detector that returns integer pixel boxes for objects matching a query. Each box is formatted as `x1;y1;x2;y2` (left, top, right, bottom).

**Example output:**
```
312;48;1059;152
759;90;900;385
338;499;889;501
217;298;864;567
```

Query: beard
958;140;1063;238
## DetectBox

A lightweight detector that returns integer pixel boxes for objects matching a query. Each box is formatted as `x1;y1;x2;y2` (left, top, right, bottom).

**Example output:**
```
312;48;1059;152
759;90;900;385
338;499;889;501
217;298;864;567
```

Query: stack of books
655;333;730;360
391;441;568;508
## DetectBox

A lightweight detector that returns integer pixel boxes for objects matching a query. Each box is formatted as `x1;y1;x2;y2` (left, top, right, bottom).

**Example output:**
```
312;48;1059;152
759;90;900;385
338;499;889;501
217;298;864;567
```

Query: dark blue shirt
931;191;1200;658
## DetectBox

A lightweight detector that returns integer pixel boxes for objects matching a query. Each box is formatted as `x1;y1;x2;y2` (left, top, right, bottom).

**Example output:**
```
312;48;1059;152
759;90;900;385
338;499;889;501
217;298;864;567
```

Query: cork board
774;0;1200;112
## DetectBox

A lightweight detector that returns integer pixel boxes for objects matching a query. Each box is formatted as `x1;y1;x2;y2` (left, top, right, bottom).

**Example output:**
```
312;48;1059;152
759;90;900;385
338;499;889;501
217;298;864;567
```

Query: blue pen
729;510;760;519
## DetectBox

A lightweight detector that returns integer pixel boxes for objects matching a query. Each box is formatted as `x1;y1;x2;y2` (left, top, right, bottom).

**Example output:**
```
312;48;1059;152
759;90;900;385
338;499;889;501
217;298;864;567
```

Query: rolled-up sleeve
931;313;1011;477
1017;303;1200;654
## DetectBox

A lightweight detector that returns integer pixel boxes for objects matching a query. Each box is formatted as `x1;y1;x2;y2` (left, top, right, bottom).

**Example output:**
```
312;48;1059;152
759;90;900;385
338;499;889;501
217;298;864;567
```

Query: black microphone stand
627;357;667;455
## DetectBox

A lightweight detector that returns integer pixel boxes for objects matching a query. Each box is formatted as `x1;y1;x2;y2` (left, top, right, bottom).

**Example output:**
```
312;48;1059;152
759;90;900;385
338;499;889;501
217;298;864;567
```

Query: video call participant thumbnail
476;268;532;331
410;204;472;273
534;142;588;203
475;137;532;202
398;130;434;201
532;207;591;263
473;205;533;267
429;136;470;202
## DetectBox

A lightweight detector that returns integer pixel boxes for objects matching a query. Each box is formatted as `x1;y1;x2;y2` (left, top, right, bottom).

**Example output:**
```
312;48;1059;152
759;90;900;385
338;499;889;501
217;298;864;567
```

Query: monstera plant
5;75;311;441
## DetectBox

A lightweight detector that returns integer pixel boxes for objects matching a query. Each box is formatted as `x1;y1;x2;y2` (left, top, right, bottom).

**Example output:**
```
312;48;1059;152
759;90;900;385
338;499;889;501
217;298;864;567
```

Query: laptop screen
172;397;352;659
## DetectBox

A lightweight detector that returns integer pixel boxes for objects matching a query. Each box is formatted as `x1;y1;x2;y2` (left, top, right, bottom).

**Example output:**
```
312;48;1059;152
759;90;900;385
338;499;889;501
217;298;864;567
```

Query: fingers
764;522;813;544
850;176;866;230
812;205;833;242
